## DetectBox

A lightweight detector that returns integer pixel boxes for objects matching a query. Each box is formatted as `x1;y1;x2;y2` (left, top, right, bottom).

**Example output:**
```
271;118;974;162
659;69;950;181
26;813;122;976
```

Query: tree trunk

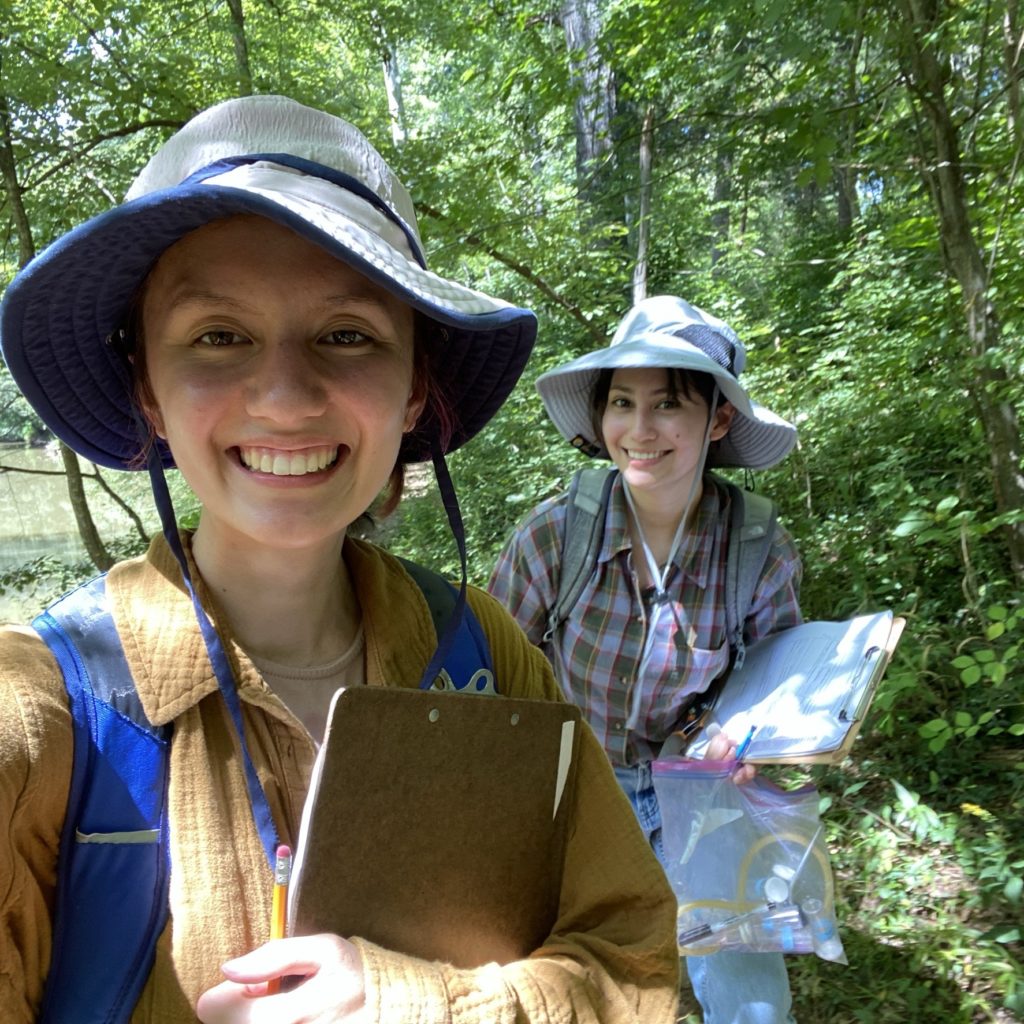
561;0;618;221
0;79;114;572
60;446;114;571
225;0;253;96
632;105;654;304
382;39;407;146
0;91;35;268
710;144;732;269
898;0;1024;583
1005;0;1023;144
835;13;865;239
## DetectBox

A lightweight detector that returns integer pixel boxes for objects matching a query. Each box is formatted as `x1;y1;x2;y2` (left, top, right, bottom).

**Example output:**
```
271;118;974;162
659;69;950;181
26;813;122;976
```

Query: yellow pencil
267;843;292;995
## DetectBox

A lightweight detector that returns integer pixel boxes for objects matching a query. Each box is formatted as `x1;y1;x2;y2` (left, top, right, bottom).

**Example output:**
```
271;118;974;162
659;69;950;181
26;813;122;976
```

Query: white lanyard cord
622;383;721;730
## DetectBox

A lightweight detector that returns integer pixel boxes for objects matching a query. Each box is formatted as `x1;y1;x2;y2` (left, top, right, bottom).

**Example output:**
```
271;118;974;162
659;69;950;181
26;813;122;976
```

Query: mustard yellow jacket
0;535;678;1023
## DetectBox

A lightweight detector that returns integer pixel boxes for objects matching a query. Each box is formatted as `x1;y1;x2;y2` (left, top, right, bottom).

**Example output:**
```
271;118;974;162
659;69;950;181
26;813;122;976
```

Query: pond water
0;443;164;624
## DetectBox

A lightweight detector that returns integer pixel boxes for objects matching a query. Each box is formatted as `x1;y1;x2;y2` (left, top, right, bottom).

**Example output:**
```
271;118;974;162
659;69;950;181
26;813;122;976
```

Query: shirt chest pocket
644;606;731;701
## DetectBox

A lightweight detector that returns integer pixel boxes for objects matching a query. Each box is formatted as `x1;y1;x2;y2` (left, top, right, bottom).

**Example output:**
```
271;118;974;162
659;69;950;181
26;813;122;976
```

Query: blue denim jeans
614;763;796;1024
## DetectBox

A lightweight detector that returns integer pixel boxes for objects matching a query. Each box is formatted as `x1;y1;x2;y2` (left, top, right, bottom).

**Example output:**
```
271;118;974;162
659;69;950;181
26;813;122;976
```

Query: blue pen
734;724;757;762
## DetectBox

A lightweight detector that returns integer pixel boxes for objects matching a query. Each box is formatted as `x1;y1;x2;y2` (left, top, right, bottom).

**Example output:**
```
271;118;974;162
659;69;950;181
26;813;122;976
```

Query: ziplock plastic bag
652;756;846;963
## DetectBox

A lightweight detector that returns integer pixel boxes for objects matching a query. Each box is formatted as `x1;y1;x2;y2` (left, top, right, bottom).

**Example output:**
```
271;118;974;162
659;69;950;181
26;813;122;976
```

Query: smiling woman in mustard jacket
0;95;678;1024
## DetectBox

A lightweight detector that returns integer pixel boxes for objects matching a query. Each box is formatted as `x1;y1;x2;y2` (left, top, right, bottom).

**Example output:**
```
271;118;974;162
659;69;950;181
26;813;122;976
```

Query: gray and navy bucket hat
536;295;796;470
0;94;536;468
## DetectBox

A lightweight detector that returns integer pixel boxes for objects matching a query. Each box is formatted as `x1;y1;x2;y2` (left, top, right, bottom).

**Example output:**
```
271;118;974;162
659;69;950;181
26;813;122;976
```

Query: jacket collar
105;532;439;728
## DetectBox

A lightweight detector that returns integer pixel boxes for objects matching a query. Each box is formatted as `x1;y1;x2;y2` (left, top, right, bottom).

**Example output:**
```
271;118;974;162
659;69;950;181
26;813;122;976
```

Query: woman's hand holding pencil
195;842;369;1022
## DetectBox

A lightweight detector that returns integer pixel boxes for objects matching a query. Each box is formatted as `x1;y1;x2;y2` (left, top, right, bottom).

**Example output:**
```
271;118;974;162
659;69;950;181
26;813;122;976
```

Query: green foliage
917;603;1024;753
2;0;1023;1017
0;556;90;612
0;528;149;612
0;370;47;443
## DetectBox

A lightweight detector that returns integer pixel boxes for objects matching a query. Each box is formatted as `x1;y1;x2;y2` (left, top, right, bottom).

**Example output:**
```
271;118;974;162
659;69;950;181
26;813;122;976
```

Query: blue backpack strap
33;575;171;1024
398;557;497;695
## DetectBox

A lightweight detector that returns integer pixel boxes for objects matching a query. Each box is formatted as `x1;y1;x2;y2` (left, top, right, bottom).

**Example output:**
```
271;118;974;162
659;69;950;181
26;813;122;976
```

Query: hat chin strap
622;383;720;730
142;436;472;866
418;449;472;689
623;381;721;591
145;443;280;871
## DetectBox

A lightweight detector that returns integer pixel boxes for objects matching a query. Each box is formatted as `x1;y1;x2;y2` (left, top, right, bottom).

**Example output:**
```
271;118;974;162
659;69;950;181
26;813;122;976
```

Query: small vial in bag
800;897;843;960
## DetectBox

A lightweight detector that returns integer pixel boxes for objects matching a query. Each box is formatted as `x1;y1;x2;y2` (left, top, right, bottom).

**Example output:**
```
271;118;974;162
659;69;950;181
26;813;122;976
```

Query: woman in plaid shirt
490;295;802;1024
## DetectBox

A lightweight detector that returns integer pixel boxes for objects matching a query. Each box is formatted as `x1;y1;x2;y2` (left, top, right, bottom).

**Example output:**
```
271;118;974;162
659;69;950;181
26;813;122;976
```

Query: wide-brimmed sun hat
0;94;536;468
535;294;796;470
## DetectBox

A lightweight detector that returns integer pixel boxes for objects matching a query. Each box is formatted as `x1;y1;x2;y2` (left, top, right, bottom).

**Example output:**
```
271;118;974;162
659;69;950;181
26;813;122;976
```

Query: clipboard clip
838;645;882;723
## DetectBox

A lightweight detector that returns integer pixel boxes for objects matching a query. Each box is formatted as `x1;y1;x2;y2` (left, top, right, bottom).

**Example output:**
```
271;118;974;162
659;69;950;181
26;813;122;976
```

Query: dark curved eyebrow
608;382;671;397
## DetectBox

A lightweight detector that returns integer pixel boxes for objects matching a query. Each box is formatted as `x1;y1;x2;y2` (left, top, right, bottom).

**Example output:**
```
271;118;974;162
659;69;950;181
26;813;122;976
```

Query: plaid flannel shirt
489;472;803;766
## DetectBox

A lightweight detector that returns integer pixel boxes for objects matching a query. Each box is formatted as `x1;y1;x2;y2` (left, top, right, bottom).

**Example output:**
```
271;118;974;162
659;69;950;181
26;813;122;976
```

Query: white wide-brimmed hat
1;95;536;468
535;295;796;470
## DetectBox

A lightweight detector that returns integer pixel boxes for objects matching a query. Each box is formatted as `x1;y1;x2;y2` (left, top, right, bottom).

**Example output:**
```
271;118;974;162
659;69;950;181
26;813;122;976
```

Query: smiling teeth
239;446;338;476
626;450;663;460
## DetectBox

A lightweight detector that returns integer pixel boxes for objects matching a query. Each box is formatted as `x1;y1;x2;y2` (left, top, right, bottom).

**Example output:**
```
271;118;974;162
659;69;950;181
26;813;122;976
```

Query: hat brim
535;337;796;470
1;177;535;469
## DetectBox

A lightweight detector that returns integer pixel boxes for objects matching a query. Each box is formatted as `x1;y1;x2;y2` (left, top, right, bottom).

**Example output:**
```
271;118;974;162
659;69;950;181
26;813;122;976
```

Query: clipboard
683;612;906;765
287;687;581;966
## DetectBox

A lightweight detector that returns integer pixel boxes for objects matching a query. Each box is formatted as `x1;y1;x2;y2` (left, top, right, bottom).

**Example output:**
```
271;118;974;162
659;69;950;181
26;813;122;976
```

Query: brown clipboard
287;687;581;967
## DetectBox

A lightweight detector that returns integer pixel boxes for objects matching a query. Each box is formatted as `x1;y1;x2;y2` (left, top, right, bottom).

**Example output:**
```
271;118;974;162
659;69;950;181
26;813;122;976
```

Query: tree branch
91;466;150;546
0;462;150;545
417;202;606;345
21;119;185;194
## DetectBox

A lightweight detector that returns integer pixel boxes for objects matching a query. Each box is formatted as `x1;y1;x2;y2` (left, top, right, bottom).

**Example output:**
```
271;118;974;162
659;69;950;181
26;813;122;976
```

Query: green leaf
986;622;1006;640
892;780;918;808
979;924;1021;943
935;495;959;514
918;719;949;738
960;664;982;685
893;512;930;537
954;711;972;728
951;655;976;669
795;164;816;188
974;648;996;663
987;605;1009;621
984;662;1007;684
1004;876;1023;904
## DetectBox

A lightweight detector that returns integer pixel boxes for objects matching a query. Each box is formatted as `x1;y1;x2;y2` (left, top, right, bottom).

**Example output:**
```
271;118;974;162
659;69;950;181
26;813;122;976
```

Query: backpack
545;467;777;672
32;559;493;1024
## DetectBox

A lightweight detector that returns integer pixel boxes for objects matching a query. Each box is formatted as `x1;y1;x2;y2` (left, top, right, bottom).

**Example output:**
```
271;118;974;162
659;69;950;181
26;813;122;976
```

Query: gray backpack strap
543;467;615;644
719;476;777;670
